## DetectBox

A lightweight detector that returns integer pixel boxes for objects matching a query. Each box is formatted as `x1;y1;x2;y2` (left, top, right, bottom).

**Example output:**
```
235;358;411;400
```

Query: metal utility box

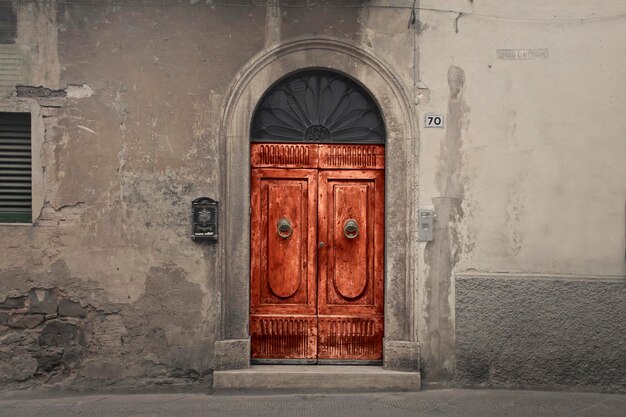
418;208;434;242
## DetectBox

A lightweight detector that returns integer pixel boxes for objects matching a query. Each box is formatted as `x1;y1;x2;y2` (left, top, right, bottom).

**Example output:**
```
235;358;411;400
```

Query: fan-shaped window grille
251;70;385;144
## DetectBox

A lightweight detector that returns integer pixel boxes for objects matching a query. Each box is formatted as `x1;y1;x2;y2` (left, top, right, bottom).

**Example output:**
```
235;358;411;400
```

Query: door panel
264;181;305;301
317;316;384;360
318;144;385;170
250;143;384;362
250;168;318;359
317;170;384;360
317;170;384;314
249;315;317;360
252;143;318;169
326;180;370;303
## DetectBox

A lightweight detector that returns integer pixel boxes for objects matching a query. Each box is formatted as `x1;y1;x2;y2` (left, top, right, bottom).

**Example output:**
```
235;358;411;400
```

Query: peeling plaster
0;261;213;389
35;201;86;227
66;84;94;99
422;65;469;382
15;86;66;98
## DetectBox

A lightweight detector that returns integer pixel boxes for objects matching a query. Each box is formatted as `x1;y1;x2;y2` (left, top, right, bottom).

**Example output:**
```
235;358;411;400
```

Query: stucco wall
418;0;626;276
456;275;626;391
0;0;408;391
0;0;624;391
416;0;626;387
1;0;269;390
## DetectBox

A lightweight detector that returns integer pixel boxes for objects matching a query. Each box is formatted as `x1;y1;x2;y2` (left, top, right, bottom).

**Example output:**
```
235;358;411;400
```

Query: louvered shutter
0;112;31;223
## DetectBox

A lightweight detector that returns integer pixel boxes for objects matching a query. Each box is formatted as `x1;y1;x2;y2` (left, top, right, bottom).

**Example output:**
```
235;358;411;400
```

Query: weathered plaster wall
0;0;419;391
417;0;626;389
1;0;624;392
1;0;266;390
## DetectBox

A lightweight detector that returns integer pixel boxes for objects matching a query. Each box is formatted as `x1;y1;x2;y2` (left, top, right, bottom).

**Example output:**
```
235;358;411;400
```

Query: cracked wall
1;0;410;391
0;0;267;390
0;0;624;392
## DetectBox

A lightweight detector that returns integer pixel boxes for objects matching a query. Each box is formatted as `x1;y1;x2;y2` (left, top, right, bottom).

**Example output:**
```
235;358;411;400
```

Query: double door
250;143;384;362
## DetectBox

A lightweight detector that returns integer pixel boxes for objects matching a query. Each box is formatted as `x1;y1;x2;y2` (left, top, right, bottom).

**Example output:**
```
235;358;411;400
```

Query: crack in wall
35;201;86;226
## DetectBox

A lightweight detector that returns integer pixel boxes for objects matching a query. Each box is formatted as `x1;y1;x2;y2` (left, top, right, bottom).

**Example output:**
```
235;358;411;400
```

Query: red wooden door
250;144;384;361
250;165;318;359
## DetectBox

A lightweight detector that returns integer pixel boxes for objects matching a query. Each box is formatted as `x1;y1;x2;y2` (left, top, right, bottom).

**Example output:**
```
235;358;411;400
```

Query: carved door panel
317;169;384;360
250;143;384;361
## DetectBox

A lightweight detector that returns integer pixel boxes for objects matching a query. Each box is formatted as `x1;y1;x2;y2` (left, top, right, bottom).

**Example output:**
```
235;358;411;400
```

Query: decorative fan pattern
251;70;385;143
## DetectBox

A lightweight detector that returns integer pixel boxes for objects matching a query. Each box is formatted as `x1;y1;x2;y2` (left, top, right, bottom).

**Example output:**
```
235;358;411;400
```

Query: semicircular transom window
251;70;385;144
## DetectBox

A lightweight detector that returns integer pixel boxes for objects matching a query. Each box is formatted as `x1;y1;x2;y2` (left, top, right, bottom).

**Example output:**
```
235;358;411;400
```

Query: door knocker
343;219;359;239
277;218;293;239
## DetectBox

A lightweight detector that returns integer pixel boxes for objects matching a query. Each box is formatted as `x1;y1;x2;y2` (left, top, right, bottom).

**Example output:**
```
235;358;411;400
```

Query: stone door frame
214;37;420;372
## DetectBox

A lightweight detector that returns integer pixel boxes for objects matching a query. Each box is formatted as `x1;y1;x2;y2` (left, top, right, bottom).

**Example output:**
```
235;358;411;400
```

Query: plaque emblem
198;208;212;224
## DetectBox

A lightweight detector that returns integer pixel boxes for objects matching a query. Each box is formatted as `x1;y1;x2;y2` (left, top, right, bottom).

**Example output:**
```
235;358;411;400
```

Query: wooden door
317;169;384;360
250;144;384;361
250;166;318;359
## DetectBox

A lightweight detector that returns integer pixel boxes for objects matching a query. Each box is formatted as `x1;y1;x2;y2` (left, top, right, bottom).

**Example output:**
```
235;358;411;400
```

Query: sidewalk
0;389;623;417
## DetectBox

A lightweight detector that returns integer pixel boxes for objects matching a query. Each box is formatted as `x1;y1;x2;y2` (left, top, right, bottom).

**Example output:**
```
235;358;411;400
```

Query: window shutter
0;112;31;223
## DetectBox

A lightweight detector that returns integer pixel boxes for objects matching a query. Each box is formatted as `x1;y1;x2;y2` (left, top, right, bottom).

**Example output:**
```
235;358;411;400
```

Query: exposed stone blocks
28;289;58;314
0;296;25;309
0;278;213;390
58;299;88;318
0;288;91;385
39;320;86;347
15;85;67;98
8;314;44;329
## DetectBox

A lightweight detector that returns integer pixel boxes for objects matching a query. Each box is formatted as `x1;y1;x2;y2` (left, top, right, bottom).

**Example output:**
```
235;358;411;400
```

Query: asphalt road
0;389;624;417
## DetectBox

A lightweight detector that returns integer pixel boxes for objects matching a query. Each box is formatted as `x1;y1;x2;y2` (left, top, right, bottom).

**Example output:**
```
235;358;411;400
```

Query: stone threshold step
213;365;421;392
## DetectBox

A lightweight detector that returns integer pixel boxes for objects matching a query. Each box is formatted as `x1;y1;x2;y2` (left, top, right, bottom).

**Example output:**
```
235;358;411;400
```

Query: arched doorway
214;38;420;373
249;70;385;363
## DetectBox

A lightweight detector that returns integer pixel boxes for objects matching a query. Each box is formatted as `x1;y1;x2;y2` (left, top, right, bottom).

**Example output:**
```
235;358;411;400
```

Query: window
0;112;31;223
251;70;385;144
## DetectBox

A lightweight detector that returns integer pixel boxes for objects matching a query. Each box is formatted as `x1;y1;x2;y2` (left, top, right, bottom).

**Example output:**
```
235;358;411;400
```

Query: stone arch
214;37;420;372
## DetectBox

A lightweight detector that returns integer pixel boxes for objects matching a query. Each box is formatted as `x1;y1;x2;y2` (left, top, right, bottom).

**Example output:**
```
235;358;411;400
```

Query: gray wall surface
456;275;626;391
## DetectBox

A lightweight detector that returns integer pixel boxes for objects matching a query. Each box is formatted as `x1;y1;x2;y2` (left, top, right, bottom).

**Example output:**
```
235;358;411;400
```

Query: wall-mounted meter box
191;197;218;242
418;208;434;242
